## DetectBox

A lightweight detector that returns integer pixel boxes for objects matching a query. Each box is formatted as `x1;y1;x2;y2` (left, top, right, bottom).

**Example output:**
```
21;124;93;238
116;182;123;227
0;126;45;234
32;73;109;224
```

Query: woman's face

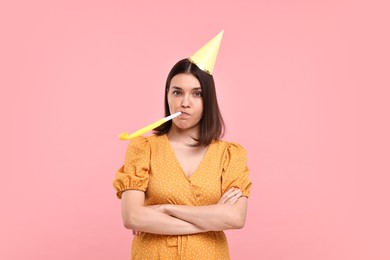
167;73;203;132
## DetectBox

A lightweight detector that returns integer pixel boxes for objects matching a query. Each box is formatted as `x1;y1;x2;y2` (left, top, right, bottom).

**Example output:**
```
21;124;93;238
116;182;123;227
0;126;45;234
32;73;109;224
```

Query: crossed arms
121;187;247;235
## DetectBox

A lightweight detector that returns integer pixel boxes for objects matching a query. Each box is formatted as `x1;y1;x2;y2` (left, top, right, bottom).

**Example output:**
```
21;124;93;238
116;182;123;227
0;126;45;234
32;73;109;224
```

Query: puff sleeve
113;136;151;199
222;143;252;198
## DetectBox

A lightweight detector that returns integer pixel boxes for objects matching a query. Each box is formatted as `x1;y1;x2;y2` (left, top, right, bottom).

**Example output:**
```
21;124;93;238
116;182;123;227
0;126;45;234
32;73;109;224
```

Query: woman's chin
173;123;199;132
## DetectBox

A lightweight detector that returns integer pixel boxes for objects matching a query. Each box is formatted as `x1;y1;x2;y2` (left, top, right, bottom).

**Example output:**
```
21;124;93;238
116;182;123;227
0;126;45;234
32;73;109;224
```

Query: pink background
1;0;389;259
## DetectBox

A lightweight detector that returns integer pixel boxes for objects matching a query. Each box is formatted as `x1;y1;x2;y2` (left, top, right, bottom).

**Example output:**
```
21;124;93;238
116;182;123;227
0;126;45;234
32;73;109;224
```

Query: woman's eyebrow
172;86;202;90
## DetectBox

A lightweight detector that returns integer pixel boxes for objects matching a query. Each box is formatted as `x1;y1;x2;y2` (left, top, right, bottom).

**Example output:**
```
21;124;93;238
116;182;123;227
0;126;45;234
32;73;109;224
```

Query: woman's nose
181;95;190;107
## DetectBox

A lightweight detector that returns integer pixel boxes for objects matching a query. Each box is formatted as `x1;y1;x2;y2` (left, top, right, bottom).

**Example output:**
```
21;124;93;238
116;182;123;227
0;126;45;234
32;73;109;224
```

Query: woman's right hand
218;187;242;205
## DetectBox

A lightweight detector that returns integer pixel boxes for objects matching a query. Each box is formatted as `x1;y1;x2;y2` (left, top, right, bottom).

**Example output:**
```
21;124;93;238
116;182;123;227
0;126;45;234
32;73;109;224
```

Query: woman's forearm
123;205;208;235
121;190;208;235
164;198;248;231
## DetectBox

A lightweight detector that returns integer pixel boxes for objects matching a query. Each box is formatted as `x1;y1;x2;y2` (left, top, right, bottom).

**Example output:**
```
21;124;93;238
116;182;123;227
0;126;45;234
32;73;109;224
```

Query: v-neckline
163;134;213;180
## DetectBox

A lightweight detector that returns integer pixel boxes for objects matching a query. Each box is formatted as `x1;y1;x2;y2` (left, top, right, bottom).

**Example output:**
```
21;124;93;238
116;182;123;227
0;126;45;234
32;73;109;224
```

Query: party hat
189;30;224;75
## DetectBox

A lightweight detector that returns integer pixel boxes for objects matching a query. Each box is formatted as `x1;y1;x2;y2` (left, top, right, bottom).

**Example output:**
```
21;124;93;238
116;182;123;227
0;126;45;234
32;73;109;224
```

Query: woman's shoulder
140;134;166;146
213;138;247;152
125;134;164;149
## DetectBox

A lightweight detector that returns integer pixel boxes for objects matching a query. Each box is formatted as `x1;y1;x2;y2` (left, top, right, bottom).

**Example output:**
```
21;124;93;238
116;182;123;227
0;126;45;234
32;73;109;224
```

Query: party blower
118;112;182;140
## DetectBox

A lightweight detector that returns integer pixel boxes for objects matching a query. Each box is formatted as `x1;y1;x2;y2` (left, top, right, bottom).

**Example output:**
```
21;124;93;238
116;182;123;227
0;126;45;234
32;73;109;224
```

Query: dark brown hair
154;58;225;146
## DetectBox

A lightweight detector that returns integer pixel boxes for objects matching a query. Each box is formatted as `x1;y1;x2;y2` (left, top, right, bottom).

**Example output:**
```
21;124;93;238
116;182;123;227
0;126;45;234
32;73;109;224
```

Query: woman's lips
178;111;190;117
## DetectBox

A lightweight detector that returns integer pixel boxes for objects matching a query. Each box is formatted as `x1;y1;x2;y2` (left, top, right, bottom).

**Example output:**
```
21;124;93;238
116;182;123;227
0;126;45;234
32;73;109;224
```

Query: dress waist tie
166;235;188;259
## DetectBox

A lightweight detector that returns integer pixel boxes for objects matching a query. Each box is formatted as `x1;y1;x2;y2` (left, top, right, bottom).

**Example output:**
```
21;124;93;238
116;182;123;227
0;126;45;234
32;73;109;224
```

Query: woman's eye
173;91;181;96
194;92;202;97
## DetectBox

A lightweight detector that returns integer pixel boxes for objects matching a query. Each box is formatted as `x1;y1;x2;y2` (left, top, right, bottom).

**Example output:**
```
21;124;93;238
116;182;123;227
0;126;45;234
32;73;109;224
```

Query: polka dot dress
113;134;252;260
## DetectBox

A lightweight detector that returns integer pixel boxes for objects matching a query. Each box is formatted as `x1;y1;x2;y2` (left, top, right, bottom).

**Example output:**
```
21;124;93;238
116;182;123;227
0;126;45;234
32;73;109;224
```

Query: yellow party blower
118;112;182;140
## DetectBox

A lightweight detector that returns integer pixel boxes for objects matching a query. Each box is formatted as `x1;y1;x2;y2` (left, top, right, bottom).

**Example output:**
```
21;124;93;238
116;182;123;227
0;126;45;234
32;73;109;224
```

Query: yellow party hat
189;30;224;75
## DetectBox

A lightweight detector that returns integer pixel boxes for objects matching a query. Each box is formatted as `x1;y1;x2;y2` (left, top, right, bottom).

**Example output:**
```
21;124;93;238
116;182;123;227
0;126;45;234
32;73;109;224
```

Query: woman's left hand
218;187;242;205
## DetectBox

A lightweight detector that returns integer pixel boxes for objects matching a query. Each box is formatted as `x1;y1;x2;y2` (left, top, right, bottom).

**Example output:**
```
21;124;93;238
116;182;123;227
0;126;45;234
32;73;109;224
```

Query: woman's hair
154;58;225;146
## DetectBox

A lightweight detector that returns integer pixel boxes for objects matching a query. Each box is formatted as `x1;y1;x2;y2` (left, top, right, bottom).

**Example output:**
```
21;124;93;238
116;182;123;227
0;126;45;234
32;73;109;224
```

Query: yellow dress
113;134;252;260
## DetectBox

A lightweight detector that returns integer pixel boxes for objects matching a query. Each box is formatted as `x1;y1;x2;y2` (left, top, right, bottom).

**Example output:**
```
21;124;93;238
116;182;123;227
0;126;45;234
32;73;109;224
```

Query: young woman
113;36;251;259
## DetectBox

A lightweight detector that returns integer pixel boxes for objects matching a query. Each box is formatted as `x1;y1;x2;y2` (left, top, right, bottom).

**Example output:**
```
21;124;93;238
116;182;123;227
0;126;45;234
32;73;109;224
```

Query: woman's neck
167;125;199;145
